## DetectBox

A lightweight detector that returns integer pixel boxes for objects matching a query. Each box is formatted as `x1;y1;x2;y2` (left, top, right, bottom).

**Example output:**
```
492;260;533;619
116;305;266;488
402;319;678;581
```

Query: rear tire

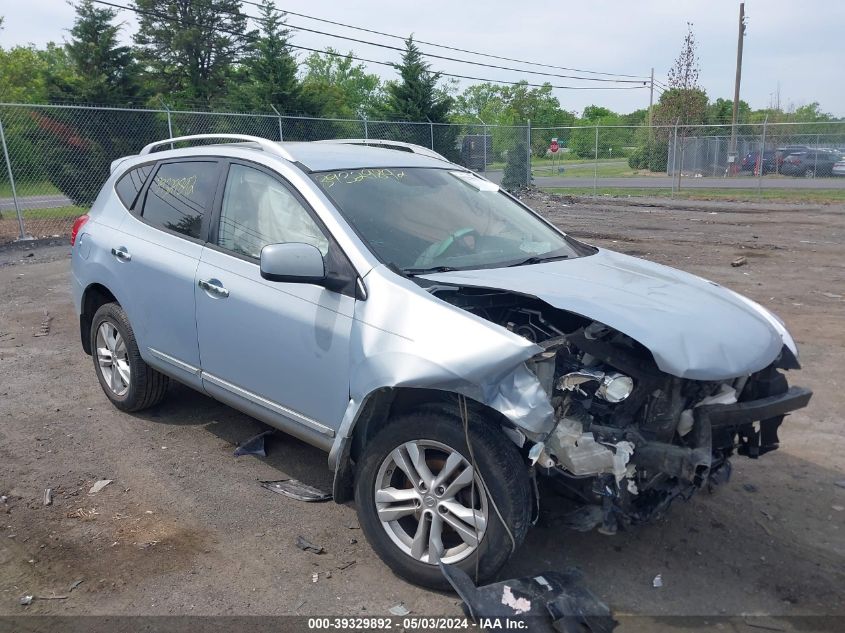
90;302;169;412
804;168;815;178
354;406;532;589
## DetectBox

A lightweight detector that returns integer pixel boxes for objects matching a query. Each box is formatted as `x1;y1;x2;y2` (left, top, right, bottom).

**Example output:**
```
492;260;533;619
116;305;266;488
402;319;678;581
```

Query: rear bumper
698;386;813;428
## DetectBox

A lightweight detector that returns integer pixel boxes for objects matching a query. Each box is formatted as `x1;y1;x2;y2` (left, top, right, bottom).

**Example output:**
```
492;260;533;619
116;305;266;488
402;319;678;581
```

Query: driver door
194;161;355;446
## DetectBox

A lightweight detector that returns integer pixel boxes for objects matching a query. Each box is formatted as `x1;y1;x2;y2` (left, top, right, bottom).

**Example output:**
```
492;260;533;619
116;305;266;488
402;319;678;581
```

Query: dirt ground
1;194;844;631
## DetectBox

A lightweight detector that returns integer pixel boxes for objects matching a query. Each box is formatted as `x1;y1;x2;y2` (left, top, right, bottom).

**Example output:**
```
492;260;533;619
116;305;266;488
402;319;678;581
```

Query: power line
92;0;647;91
231;2;643;84
248;1;649;81
275;20;645;84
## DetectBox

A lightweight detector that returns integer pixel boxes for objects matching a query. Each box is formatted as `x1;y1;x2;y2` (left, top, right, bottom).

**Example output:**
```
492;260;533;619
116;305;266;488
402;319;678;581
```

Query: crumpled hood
421;248;792;380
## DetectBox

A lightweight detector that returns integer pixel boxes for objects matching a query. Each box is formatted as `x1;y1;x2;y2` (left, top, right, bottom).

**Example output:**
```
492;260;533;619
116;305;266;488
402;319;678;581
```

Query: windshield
312;167;581;273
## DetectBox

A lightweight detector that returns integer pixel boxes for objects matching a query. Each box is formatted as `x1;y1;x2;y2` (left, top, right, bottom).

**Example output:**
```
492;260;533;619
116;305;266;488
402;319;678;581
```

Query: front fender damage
328;265;556;473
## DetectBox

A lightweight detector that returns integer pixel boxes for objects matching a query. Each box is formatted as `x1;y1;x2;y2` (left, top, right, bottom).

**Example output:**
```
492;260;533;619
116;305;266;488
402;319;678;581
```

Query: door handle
198;278;230;298
111;247;131;262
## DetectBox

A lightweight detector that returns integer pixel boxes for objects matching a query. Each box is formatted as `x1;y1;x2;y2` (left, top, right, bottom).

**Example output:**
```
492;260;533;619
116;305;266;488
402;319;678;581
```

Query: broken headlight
597;373;634;403
558;369;634;403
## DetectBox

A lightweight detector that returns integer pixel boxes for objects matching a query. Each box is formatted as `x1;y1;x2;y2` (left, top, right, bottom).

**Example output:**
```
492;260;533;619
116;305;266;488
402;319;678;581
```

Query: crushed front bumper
699;385;813;458
697;386;813;428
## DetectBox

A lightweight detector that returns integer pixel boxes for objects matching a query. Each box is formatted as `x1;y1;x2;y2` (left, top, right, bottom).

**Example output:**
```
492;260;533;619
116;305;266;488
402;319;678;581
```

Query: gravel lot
1;194;844;630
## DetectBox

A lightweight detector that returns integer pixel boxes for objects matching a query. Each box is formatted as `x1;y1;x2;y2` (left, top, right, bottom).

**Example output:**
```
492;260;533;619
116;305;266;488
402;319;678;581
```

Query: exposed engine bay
426;284;811;533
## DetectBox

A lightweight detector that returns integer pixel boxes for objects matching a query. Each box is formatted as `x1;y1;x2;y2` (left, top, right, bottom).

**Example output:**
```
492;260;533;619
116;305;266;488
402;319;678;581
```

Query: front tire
91;302;169;412
355;406;532;589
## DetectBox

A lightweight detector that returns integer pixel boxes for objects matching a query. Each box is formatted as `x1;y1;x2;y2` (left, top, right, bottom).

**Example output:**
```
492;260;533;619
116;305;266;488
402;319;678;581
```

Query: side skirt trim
202;371;335;438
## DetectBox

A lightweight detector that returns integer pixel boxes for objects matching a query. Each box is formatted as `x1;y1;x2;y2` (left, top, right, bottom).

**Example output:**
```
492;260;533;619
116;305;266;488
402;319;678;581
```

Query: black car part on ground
440;562;616;633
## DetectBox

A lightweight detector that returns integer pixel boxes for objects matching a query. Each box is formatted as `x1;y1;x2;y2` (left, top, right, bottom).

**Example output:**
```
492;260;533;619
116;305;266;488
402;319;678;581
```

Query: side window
141;161;218;239
217;164;329;259
115;164;154;210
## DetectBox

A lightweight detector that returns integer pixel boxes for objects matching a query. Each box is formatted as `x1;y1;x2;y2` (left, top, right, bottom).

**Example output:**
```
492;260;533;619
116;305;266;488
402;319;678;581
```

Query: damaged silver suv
71;135;812;589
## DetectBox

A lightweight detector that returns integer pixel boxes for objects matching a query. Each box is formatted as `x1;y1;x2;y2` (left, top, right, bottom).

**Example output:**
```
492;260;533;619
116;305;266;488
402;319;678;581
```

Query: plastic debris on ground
233;430;275;457
440;562;616;633
389;603;410;616
43;488;52;506
731;256;748;268
652;574;663;588
88;480;112;495
295;535;324;554
261;479;331;502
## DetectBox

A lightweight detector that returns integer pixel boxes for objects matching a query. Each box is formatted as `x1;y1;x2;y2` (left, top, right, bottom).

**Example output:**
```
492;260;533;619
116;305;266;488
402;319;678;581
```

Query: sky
1;0;843;118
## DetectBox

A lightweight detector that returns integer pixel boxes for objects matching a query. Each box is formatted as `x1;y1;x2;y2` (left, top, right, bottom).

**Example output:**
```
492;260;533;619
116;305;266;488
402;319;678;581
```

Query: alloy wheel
96;322;130;396
374;439;488;565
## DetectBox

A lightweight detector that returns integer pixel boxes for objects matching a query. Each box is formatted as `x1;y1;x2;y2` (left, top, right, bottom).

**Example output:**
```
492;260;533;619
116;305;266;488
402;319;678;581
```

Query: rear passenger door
114;158;221;388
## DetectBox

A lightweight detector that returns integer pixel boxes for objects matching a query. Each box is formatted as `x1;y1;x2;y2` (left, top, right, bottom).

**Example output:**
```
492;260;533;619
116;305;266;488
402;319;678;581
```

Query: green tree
52;0;141;105
501;140;530;190
301;48;382;118
133;0;254;105
233;0;304;113
707;97;750;125
380;36;452;123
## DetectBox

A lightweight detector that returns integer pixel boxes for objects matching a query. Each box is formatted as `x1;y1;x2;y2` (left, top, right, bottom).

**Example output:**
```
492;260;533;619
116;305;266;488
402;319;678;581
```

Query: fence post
362;114;368;140
593;125;599;197
670;119;679;195
526;119;532;186
0;115;28;240
270;105;284;141
757;115;768;194
426;117;434;150
814;133;820;176
159;99;174;148
475;116;487;172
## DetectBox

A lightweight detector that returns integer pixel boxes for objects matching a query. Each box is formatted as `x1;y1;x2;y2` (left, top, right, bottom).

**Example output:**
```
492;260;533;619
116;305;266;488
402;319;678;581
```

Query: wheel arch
331;386;526;503
80;283;119;355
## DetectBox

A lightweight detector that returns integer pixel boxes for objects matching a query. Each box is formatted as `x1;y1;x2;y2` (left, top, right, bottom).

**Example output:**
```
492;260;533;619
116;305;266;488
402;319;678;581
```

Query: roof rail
139;134;294;160
314;138;448;162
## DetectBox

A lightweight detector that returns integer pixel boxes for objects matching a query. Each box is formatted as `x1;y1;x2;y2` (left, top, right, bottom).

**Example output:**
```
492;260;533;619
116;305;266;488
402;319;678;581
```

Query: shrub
501;140;530;190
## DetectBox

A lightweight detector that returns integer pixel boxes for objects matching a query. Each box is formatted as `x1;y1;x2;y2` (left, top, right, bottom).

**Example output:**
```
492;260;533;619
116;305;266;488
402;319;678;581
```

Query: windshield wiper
506;253;570;267
402;265;459;276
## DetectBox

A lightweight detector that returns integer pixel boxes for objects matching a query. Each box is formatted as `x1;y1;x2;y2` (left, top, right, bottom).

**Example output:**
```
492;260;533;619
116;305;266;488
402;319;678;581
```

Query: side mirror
260;242;326;284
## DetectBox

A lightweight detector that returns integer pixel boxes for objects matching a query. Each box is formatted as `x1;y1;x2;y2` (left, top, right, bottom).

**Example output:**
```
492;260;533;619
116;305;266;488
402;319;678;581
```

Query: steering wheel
414;228;480;268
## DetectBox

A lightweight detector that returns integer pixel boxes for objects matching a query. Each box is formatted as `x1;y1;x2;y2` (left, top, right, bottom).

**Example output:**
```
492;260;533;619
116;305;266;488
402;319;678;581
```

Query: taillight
70;214;89;246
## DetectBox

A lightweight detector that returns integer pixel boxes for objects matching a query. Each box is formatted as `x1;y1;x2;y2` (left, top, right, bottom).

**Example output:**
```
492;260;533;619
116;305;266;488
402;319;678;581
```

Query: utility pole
647;67;655;154
728;2;746;173
648;67;655;127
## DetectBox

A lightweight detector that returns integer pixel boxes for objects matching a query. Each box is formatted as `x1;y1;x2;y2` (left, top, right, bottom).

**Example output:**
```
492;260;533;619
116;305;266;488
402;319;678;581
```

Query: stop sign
550;138;559;153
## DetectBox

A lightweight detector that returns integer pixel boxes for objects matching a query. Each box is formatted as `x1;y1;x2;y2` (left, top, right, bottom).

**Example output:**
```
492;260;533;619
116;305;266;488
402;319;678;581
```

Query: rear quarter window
140;161;219;239
115;164;154;210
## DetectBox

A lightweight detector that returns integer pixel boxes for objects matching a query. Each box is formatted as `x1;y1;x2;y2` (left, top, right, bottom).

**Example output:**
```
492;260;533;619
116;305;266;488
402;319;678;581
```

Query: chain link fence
0;103;532;243
1;102;843;244
531;121;845;196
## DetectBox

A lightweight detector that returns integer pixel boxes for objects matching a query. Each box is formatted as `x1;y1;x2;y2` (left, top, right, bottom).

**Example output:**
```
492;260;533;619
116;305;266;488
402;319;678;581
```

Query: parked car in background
780;149;843;177
774;145;808;171
833;159;845;176
71;134;811;588
740;150;777;174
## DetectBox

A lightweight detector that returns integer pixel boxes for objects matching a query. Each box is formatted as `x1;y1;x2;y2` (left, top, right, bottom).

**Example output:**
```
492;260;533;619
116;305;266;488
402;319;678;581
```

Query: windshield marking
318;168;406;188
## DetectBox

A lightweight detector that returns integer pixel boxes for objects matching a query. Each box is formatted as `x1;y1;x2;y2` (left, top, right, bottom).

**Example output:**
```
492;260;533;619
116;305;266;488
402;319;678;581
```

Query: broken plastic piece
43;488;52;506
295;535;324;554
261;479;332;502
389;603;411;616
234;430;275;457
88;480;112;495
652;574;663;588
440;562;616;632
